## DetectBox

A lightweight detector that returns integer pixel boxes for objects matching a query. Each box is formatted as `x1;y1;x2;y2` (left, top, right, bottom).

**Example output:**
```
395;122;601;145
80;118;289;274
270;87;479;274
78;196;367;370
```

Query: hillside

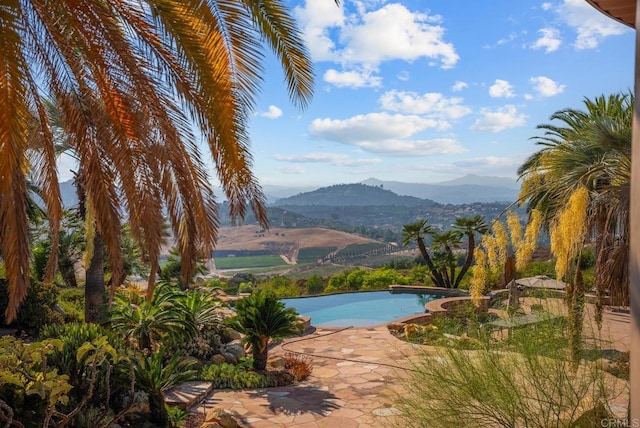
274;183;437;207
213;225;382;265
361;176;519;204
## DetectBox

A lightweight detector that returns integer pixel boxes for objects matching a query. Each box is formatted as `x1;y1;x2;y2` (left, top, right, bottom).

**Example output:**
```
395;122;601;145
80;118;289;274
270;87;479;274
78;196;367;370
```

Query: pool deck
192;305;631;427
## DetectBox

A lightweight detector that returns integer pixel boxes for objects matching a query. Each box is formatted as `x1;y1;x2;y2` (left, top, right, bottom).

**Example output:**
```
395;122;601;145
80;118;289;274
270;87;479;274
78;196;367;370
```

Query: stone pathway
195;326;422;427
192;306;631;427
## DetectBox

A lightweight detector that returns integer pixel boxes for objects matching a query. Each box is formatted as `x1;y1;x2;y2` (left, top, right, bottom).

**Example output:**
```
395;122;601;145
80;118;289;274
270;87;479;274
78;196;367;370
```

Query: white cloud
541;2;553;11
323;68;382;88
419;154;529;178
379;90;471;119
277;165;305;174
452;81;468;92
340;4;459;68
274;152;382;167
557;0;629;49
471;105;527;132
531;28;562;53
397;71;410;81
530;76;566;97
308;112;465;156
295;1;458;88
294;0;344;61
258;105;283;119
309;113;444;142
352;138;466;156
489;79;515;98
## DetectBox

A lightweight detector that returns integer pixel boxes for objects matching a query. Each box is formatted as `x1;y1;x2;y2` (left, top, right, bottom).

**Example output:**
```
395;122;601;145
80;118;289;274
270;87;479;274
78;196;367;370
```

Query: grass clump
394;312;616;428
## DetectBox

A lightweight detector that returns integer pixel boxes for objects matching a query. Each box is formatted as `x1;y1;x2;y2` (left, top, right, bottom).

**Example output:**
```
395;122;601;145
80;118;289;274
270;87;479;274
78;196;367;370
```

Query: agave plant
226;293;301;371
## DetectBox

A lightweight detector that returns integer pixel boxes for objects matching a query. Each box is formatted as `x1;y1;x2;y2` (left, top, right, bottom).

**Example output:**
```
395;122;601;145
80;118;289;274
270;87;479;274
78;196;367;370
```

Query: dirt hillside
215;225;376;251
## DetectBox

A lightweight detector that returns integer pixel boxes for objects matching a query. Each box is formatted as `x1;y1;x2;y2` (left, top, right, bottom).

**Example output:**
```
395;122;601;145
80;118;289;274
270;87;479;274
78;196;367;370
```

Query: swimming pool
282;291;440;328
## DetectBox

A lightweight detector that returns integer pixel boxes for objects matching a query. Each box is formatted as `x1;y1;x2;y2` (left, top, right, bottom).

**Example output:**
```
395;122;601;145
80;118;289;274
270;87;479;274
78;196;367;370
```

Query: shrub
0;279;62;333
394;315;613;428
200;362;276;389
283;352;313;381
57;287;85;322
304;275;325;295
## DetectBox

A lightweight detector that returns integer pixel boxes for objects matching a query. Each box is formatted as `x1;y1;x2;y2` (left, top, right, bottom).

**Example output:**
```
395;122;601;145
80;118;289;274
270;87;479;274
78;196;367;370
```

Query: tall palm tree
452;215;488;288
430;230;462;288
1;0;314;322
518;93;632;321
402;220;445;287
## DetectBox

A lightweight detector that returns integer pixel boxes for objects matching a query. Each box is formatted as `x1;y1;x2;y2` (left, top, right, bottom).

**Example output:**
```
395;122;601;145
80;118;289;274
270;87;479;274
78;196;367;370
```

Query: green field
335;242;387;256
297;246;337;262
214;255;287;269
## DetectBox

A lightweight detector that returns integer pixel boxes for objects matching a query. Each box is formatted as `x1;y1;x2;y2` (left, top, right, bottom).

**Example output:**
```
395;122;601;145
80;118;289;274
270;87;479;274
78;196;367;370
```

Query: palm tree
1;0;314;323
518;93;632;322
225;293;301;371
430;230;463;288
452;215;488;288
402;220;445;287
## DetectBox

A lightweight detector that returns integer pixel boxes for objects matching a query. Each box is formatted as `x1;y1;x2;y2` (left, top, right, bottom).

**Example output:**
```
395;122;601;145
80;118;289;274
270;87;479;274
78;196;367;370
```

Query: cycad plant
108;283;196;352
226;293;301;371
132;351;199;427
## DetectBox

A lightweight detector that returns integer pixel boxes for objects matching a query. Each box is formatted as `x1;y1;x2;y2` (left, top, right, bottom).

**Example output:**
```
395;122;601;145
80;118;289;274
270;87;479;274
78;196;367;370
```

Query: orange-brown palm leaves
1;0;314;321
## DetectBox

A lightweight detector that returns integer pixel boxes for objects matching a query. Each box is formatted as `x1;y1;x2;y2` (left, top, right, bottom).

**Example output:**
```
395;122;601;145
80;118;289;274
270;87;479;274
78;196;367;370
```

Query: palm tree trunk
454;234;475;288
85;233;106;323
252;339;269;371
593;210;610;328
59;259;78;288
417;237;445;287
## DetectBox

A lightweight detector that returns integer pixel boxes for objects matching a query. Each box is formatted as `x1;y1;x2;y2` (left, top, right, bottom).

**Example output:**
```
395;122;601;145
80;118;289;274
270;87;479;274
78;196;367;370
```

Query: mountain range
58;174;520;208
266;174;519;205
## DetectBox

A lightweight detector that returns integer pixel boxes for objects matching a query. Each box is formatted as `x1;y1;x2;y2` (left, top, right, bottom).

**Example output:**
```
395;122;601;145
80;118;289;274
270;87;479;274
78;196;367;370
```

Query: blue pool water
282;291;439;328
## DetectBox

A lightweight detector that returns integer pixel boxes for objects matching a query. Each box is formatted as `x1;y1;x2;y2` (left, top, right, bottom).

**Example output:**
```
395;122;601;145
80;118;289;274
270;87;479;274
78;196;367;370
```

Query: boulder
223;342;246;361
225;329;242;341
205;409;238;428
267;355;287;369
221;352;237;364
210;354;226;365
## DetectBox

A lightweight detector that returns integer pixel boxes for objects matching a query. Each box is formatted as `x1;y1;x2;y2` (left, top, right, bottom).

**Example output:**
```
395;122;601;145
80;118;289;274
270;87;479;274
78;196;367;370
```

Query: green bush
304;275;325;295
57;287;85;322
39;323;129;411
0;279;62;333
200;361;276;389
394;313;613;428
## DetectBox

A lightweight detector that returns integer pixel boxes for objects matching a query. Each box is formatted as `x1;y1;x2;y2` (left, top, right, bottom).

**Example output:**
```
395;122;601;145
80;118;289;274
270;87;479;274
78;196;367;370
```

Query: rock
223;342;246;361
205;409;238;428
225;329;242;341
211;354;226;365
221;352;237;364
267;355;287;369
270;370;295;386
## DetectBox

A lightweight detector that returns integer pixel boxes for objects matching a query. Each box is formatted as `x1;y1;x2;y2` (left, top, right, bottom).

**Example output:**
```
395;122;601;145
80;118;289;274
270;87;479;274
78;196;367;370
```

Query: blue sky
243;0;634;188
51;1;632;189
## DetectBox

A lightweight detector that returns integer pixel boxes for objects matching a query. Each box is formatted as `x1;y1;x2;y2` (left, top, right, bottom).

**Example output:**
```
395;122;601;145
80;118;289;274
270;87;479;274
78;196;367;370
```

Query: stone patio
188;306;631;427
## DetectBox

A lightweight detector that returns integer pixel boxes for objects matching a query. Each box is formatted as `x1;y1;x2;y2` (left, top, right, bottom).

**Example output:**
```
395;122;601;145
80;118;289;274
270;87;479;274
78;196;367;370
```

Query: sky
244;0;635;188
54;1;634;189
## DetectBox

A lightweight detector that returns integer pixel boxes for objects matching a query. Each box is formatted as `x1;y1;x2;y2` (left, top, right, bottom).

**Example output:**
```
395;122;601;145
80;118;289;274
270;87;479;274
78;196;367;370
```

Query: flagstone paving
192;306;631;427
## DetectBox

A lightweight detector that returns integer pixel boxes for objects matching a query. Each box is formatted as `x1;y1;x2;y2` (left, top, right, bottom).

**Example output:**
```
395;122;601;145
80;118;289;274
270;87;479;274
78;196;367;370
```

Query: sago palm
226;293;301;371
0;0;314;322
